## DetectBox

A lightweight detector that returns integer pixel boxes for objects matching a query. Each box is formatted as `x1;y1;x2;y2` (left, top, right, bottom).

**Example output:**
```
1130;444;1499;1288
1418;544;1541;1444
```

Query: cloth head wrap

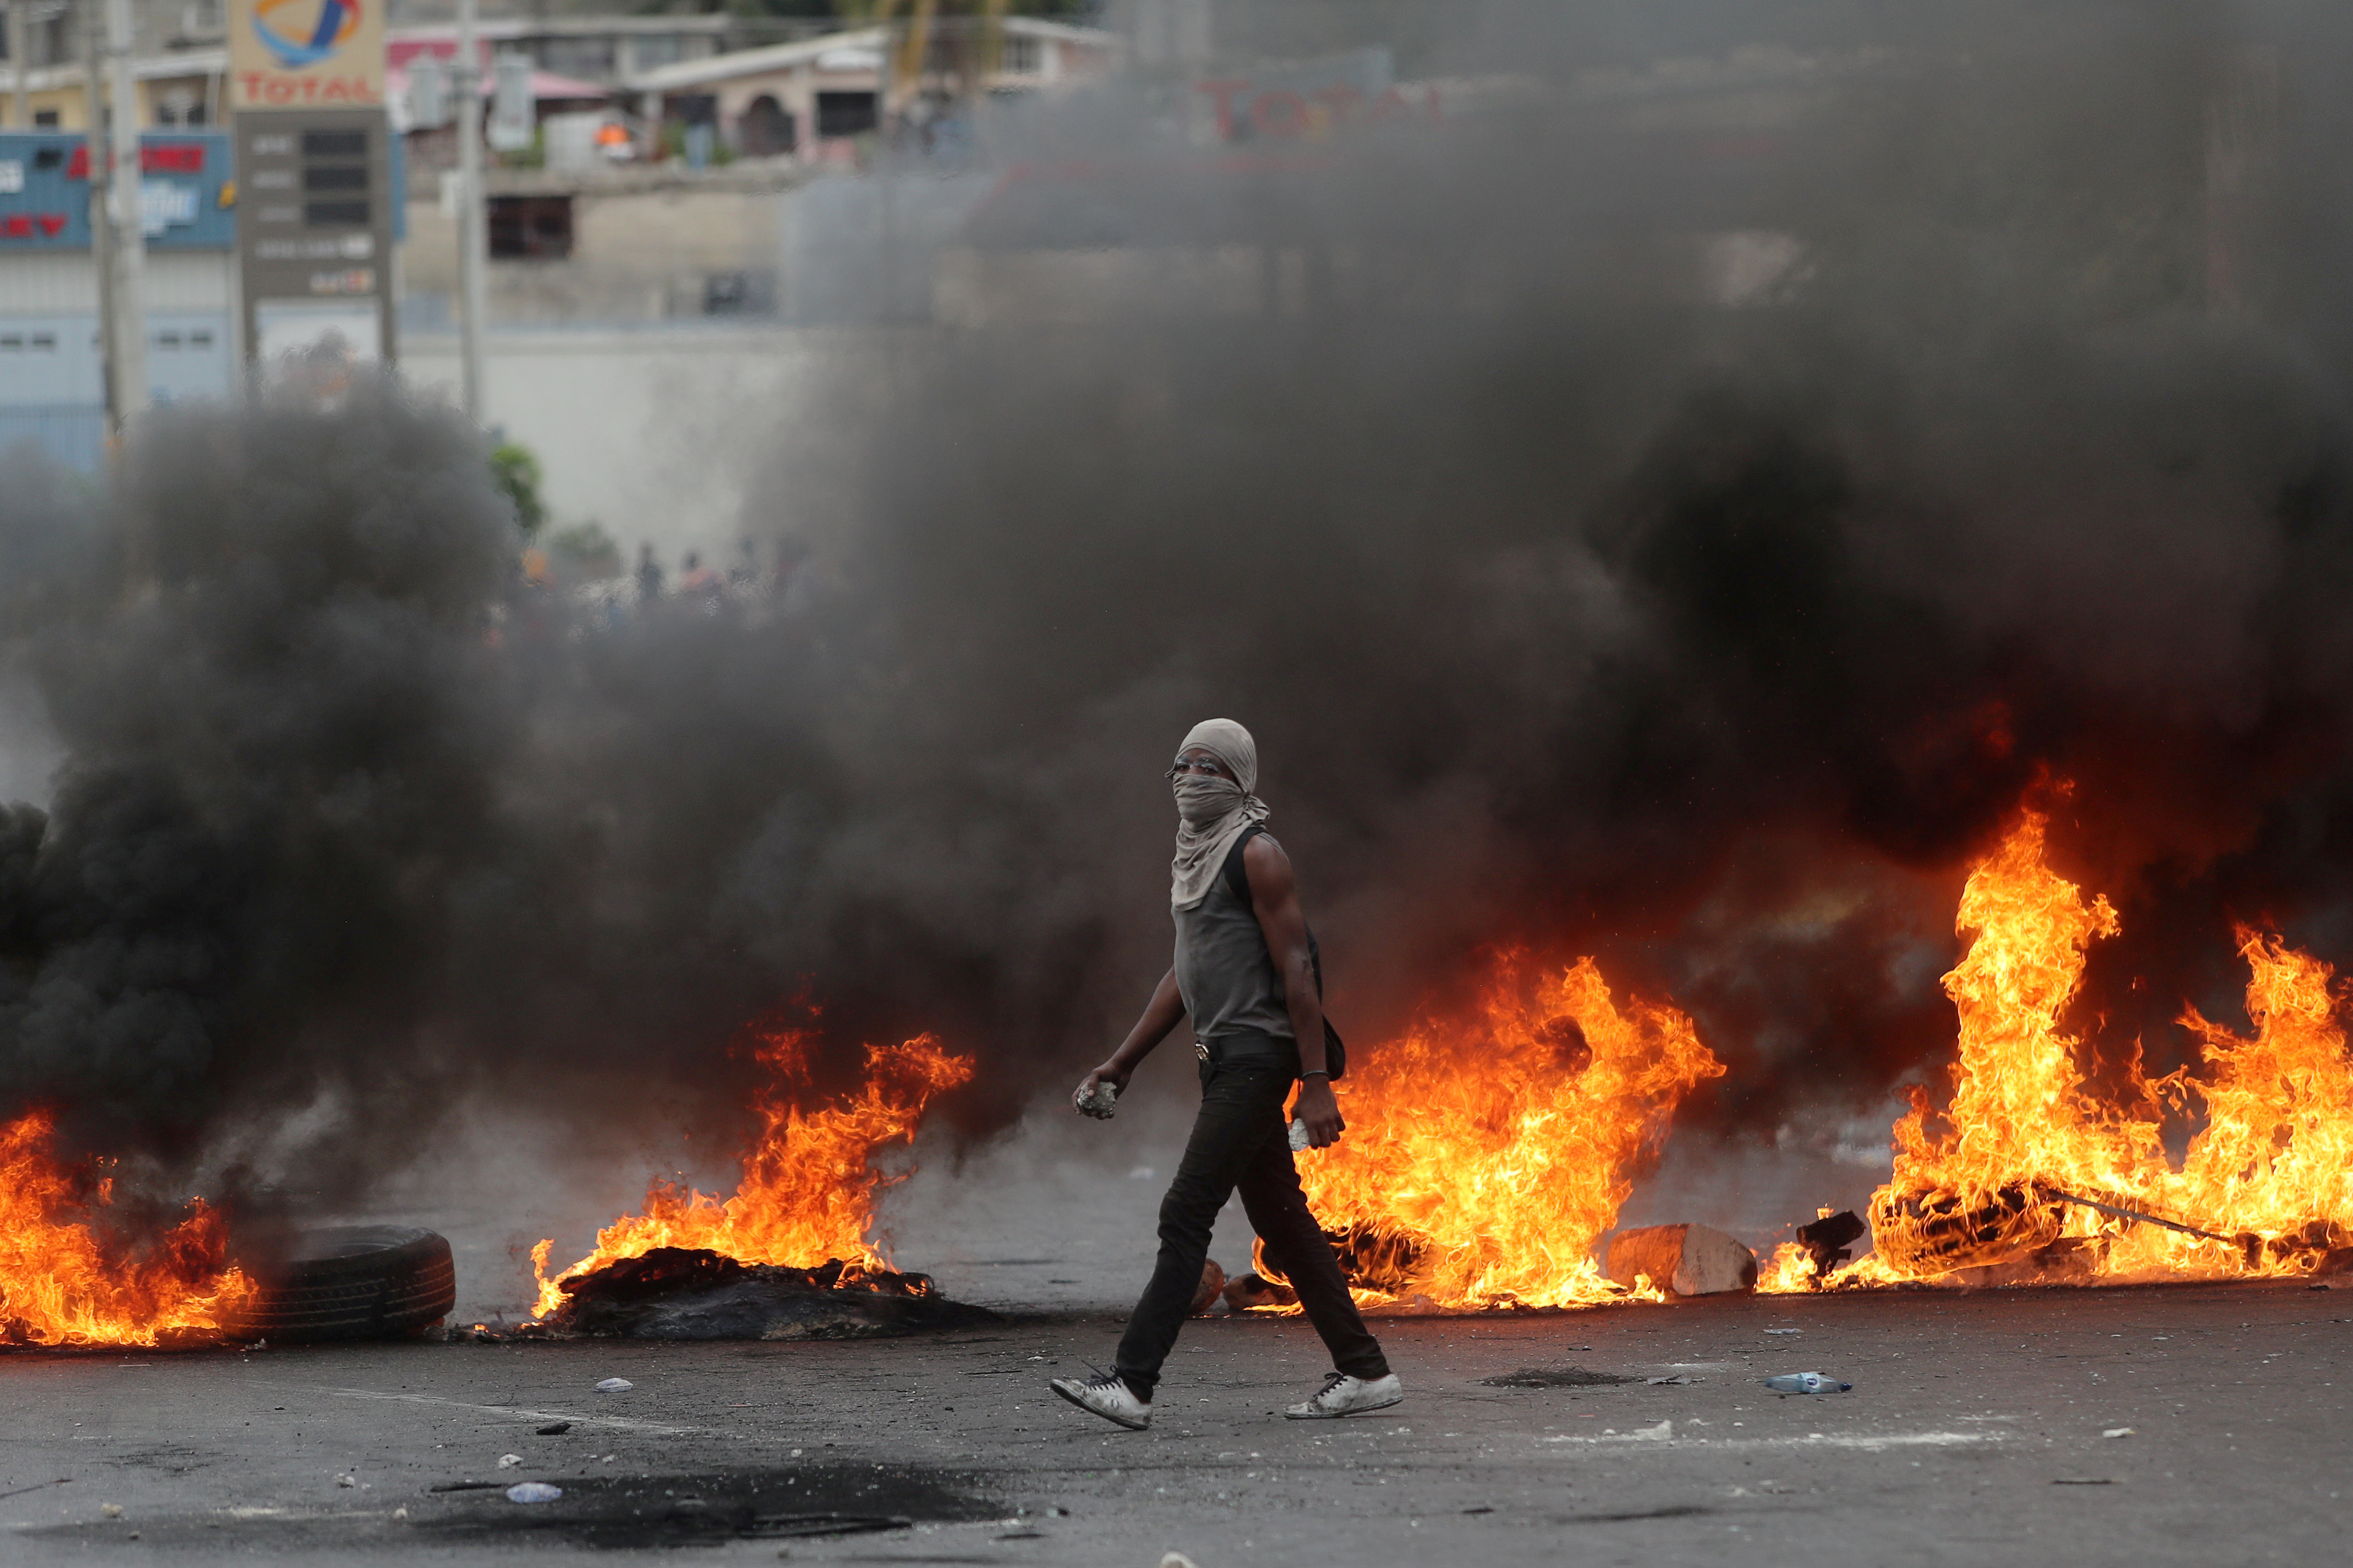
1169;717;1271;912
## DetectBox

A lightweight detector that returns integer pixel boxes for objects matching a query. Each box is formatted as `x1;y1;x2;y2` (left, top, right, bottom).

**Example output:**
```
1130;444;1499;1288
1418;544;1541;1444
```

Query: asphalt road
4;1279;2346;1567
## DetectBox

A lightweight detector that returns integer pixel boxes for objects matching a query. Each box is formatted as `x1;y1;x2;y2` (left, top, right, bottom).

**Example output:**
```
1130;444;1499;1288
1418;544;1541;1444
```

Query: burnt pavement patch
413;1461;1002;1547
21;1462;1002;1552
1480;1366;1639;1387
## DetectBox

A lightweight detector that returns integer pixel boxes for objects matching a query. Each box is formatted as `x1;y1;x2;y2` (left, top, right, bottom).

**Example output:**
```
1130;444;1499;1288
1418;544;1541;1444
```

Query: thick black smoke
4;0;2353;1213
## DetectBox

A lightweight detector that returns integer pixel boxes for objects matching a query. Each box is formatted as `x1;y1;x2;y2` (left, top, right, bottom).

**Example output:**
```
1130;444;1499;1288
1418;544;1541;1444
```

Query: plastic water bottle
1762;1372;1851;1394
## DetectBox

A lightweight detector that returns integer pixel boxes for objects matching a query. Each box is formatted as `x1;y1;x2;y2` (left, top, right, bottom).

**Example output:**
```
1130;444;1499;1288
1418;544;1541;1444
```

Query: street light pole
82;0;119;426
101;0;146;429
8;0;31;127
454;0;486;423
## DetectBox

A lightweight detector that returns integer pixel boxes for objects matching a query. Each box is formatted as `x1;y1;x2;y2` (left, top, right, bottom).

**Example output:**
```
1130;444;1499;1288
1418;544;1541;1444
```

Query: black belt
1194;1033;1299;1069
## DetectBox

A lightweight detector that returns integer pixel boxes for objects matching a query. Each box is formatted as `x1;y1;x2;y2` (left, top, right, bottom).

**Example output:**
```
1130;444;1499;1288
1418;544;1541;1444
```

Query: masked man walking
1050;719;1400;1429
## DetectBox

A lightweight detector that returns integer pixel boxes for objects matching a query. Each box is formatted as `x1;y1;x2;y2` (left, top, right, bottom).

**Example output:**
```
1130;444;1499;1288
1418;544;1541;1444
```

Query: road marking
217;1507;392;1520
1545;1429;2002;1452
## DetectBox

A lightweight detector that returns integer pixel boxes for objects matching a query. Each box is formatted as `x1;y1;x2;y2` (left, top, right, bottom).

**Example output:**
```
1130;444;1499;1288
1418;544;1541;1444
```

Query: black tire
227;1226;457;1344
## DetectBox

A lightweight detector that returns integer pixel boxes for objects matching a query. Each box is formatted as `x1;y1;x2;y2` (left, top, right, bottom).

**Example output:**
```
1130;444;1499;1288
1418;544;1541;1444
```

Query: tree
489;442;547;535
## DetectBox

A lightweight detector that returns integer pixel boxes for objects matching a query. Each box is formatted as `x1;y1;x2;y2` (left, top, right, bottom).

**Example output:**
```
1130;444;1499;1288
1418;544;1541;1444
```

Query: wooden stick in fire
2036;1184;2239;1246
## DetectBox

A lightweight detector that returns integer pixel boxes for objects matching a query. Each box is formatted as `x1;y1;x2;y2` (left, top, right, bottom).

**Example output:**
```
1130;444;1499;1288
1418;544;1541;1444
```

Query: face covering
1174;773;1245;826
1168;719;1270;912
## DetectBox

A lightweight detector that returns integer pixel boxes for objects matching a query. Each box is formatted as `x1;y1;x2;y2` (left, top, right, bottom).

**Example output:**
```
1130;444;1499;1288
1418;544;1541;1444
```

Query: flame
534;1030;973;1316
0;1110;254;1348
1759;1241;1819;1292
2175;930;2353;1257
1809;809;2353;1288
1269;955;1723;1308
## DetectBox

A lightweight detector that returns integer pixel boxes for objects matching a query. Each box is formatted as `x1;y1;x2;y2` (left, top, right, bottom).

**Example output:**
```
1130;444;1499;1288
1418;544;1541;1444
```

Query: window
537;38;614;80
999;34;1039;74
630;35;683;71
33;109;58;127
26;3;70;69
814;91;876;139
488;195;573;260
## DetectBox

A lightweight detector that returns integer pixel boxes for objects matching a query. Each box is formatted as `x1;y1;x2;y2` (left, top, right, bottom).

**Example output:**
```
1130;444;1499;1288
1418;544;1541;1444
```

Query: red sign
0;214;70;239
66;142;212;178
237;70;378;106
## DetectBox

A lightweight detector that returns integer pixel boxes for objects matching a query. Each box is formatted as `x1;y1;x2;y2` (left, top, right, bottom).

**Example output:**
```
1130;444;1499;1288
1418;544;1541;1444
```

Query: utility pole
453;0;487;423
8;0;30;127
83;0;119;427
100;0;146;429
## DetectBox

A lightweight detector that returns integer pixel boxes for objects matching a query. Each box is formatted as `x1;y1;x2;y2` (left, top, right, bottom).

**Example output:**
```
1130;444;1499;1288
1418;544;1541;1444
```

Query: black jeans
1114;1060;1390;1401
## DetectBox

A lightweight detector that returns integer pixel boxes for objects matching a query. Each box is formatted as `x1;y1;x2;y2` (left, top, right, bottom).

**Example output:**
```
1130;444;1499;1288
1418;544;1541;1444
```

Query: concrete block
1605;1223;1758;1297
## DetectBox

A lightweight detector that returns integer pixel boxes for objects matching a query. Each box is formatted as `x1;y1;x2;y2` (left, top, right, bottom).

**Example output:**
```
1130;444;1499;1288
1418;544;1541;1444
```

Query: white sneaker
1284;1371;1404;1419
1049;1371;1153;1430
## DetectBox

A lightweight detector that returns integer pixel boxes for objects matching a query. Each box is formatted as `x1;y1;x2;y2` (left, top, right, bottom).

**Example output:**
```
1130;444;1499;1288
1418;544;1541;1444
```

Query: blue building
0;129;239;472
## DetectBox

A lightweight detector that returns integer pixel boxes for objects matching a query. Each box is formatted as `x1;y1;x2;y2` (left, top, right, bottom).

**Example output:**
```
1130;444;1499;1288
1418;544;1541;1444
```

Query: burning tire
1868;1183;2066;1276
1254;1223;1427;1299
226;1226;457;1343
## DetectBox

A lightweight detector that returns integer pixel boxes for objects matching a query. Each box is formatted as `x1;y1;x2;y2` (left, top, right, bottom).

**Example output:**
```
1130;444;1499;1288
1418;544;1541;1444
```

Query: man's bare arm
1073;968;1186;1111
1243;834;1344;1148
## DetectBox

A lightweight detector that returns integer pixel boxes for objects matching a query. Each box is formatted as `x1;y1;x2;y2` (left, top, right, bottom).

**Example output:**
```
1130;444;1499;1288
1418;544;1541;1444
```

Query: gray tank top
1173;834;1295;1047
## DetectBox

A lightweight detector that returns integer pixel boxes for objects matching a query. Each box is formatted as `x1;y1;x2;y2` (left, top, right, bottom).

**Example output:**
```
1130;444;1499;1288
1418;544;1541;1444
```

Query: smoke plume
4;0;2353;1211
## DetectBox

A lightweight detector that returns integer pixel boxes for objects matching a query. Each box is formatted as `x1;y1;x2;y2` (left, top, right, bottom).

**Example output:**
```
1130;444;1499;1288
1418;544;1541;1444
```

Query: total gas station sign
231;0;394;367
229;0;385;111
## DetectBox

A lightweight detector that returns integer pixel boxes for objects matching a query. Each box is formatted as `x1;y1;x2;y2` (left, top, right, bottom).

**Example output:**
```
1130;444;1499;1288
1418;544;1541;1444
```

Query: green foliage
489;441;547;534
497;125;548;170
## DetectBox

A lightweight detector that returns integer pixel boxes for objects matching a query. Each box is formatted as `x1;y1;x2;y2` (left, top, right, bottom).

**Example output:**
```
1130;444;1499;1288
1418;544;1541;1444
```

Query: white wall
397;324;899;561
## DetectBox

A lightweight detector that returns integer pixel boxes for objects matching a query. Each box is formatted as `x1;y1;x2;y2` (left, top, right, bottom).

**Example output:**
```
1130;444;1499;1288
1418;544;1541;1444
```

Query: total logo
251;0;362;70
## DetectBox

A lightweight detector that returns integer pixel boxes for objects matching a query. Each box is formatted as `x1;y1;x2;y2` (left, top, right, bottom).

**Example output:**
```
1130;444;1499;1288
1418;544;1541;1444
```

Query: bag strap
1220;823;1267;906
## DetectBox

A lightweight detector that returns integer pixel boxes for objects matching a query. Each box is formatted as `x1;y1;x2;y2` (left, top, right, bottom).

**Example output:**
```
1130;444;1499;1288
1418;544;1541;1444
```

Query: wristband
1300;1069;1331;1080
